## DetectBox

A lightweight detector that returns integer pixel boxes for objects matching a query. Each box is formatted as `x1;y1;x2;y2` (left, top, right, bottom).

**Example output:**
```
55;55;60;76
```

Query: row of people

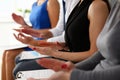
30;0;120;80
14;0;110;79
1;0;115;80
2;0;60;80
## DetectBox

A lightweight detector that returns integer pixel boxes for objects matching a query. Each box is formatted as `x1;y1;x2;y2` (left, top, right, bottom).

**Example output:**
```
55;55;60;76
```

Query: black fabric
70;0;120;80
65;0;92;52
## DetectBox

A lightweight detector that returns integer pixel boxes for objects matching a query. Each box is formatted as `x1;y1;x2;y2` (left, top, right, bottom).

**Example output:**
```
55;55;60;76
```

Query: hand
13;27;42;38
13;32;35;45
27;58;74;80
27;71;71;80
37;41;65;50
29;46;56;55
36;58;75;72
12;13;27;25
28;42;66;55
29;42;66;55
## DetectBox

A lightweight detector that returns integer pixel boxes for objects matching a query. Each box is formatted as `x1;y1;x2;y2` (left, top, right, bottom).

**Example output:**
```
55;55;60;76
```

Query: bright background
0;0;36;79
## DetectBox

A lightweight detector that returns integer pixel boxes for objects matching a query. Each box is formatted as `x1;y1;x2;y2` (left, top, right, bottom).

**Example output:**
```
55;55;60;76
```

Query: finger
27;77;48;80
39;41;54;46
36;58;68;72
13;33;26;43
13;33;19;40
18;32;26;38
13;33;22;40
20;28;32;34
12;13;17;20
13;28;22;32
12;13;21;23
28;46;43;53
12;13;25;25
28;45;36;50
27;77;36;80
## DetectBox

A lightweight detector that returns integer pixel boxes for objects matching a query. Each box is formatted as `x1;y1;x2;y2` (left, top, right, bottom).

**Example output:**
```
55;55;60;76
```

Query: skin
14;0;110;80
14;0;109;62
1;0;59;80
27;58;74;80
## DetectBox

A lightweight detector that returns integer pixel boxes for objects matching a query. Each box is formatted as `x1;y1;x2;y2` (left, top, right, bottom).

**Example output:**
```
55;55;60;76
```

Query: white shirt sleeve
47;31;65;42
48;0;79;42
49;0;64;37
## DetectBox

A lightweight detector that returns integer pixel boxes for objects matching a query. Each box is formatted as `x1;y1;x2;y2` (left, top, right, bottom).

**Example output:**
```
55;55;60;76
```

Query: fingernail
56;41;60;45
61;64;68;69
32;47;36;50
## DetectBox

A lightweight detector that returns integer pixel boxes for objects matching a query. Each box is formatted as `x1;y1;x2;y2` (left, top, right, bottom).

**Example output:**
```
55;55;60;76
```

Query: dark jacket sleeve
75;51;104;70
71;65;120;80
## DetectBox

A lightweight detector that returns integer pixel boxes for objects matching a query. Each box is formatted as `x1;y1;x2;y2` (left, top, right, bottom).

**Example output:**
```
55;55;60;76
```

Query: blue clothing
30;0;51;30
24;0;51;50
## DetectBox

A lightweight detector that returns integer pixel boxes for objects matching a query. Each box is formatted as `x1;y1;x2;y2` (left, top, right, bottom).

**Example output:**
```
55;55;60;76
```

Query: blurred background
0;0;35;78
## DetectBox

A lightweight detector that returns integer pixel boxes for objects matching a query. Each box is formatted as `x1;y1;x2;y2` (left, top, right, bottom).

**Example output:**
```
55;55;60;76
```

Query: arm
30;0;109;62
48;0;65;37
71;65;120;80
12;13;28;26
13;32;66;51
47;31;65;42
75;51;104;70
13;0;60;39
47;0;60;28
27;0;61;39
29;59;120;80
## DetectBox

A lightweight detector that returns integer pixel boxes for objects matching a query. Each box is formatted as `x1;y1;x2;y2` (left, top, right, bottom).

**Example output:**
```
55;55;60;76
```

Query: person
1;0;60;80
13;0;110;79
28;0;120;80
13;0;80;43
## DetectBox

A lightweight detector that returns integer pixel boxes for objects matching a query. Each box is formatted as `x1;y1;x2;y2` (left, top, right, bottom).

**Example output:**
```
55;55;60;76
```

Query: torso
65;0;93;52
95;2;120;70
29;0;51;30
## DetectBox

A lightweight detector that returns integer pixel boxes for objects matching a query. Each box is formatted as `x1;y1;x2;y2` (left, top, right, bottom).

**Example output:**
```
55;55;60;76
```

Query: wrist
30;39;37;46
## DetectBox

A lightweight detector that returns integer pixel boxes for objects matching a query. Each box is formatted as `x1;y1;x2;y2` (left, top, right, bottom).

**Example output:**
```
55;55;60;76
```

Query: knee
6;49;23;61
2;51;8;60
5;50;16;61
13;66;20;78
12;62;26;78
2;50;13;62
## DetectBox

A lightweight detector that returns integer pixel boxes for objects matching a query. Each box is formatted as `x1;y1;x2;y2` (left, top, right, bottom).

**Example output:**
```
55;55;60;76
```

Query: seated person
13;0;110;79
1;0;60;80
28;0;120;80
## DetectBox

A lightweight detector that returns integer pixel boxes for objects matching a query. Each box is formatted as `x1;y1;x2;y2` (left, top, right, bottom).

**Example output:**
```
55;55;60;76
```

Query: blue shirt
29;0;51;30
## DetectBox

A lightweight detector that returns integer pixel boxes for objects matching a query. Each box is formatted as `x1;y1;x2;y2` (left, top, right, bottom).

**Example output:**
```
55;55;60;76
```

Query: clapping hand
27;58;74;80
12;13;27;25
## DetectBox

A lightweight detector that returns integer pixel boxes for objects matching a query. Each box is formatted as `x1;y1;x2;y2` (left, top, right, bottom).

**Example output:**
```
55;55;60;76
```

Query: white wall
0;0;35;22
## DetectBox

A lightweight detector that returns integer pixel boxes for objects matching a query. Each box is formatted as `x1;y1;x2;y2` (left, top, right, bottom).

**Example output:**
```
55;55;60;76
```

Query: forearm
51;50;95;63
71;65;120;80
75;51;104;70
28;39;40;46
37;29;53;39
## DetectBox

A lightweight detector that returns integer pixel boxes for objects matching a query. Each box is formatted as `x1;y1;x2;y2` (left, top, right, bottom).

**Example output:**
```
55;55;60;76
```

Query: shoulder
89;0;108;12
88;0;109;18
32;2;37;6
48;0;59;5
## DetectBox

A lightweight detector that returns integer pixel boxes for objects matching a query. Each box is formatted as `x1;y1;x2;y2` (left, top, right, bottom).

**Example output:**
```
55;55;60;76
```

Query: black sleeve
71;65;120;80
75;51;104;70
